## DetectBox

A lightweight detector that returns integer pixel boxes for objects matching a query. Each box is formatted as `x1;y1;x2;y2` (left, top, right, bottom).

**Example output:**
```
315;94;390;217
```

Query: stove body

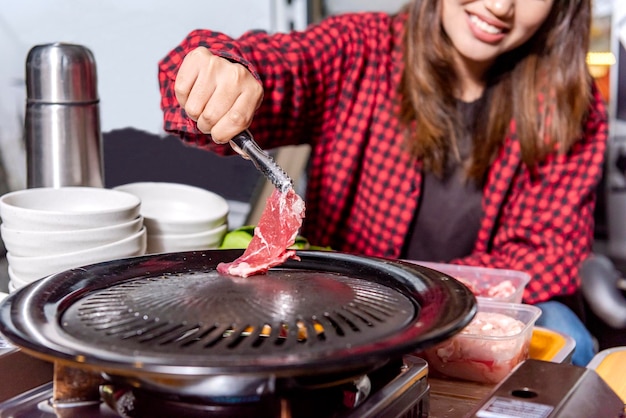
0;349;429;418
468;359;625;418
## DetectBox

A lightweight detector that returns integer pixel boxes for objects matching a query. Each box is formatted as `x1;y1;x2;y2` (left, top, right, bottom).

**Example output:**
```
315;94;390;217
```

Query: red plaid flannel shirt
159;12;608;304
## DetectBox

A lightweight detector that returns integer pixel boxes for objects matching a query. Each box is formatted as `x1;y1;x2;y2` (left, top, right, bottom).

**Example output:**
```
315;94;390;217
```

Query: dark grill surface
61;270;416;357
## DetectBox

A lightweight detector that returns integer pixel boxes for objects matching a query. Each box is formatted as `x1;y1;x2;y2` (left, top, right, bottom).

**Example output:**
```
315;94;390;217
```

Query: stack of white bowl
0;187;146;292
113;182;229;254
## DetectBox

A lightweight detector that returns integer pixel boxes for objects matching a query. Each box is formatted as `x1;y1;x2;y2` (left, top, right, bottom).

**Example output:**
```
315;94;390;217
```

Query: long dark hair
399;0;592;182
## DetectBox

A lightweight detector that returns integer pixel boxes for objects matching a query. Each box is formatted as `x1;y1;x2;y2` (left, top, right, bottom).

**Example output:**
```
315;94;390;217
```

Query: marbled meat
217;188;305;277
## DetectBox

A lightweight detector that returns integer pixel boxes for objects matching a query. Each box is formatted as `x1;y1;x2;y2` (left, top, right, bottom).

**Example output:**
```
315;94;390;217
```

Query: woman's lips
467;13;508;44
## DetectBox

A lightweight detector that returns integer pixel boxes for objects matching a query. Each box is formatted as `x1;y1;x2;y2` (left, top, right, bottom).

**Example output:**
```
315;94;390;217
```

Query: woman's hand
174;47;264;144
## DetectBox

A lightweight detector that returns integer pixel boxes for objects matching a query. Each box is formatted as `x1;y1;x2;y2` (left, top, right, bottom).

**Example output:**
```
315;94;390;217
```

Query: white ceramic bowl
113;182;229;235
7;266;29;291
6;227;147;282
0;187;141;231
7;278;17;293
146;224;228;254
1;216;144;257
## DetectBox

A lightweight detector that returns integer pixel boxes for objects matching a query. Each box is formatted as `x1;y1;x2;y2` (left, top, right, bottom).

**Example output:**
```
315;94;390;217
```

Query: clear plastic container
420;299;542;384
415;261;531;303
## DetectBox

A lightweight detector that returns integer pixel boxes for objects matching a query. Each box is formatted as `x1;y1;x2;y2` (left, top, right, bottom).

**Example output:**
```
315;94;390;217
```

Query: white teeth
469;14;502;35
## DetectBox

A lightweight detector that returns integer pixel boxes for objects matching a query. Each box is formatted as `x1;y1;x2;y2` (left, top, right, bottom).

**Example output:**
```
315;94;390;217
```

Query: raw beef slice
217;188;305;277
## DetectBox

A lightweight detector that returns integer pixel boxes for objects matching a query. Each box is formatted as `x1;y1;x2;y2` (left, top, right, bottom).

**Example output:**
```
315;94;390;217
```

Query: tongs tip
230;130;294;193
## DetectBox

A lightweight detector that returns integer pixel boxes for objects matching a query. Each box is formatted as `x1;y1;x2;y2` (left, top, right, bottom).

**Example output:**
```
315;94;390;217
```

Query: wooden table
427;377;495;418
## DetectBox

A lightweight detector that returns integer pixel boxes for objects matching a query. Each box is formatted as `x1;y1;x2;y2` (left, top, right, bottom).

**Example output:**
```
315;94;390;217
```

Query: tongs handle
229;130;294;193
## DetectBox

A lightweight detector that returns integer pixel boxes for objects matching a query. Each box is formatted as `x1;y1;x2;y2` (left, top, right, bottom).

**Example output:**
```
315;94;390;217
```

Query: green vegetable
219;226;255;249
219;225;331;251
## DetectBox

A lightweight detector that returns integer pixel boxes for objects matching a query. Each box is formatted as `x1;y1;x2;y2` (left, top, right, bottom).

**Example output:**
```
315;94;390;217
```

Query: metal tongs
229;130;294;193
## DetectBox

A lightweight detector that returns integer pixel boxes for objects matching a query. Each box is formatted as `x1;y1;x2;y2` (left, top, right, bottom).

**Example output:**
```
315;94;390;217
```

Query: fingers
174;47;263;144
174;47;207;110
201;81;263;143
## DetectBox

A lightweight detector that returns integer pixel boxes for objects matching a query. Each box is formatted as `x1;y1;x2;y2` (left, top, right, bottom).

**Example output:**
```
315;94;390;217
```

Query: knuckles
183;102;203;121
176;46;263;141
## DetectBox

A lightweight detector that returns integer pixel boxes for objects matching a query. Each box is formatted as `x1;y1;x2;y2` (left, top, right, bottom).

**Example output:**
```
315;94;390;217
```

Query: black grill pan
0;250;475;393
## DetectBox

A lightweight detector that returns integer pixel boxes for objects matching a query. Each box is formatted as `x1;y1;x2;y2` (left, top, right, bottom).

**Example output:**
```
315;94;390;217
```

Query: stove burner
100;376;370;418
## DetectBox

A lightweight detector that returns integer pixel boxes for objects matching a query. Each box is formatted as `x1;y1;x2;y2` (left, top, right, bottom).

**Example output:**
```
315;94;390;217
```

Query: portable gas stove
0;250;477;418
0;350;429;418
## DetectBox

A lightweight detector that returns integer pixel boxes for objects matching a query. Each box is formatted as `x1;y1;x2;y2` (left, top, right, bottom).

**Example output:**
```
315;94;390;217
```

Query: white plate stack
0;187;146;292
113;182;229;254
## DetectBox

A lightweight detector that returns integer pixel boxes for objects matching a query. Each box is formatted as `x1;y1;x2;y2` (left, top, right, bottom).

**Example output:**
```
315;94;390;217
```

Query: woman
158;0;606;366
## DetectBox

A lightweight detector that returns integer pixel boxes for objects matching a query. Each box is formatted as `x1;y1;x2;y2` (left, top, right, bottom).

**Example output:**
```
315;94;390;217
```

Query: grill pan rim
0;249;476;378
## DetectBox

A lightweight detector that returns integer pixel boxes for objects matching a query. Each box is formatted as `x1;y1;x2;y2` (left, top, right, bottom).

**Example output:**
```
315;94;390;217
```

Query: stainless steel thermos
25;43;104;188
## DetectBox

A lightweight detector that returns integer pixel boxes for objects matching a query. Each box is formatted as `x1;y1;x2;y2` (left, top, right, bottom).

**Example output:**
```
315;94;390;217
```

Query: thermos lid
26;42;99;104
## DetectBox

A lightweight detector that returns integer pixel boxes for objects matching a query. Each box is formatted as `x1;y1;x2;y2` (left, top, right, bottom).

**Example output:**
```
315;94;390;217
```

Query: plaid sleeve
157;14;394;152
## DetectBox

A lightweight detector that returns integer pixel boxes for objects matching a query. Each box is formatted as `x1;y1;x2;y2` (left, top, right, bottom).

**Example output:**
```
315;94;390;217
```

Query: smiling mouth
469;14;506;35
